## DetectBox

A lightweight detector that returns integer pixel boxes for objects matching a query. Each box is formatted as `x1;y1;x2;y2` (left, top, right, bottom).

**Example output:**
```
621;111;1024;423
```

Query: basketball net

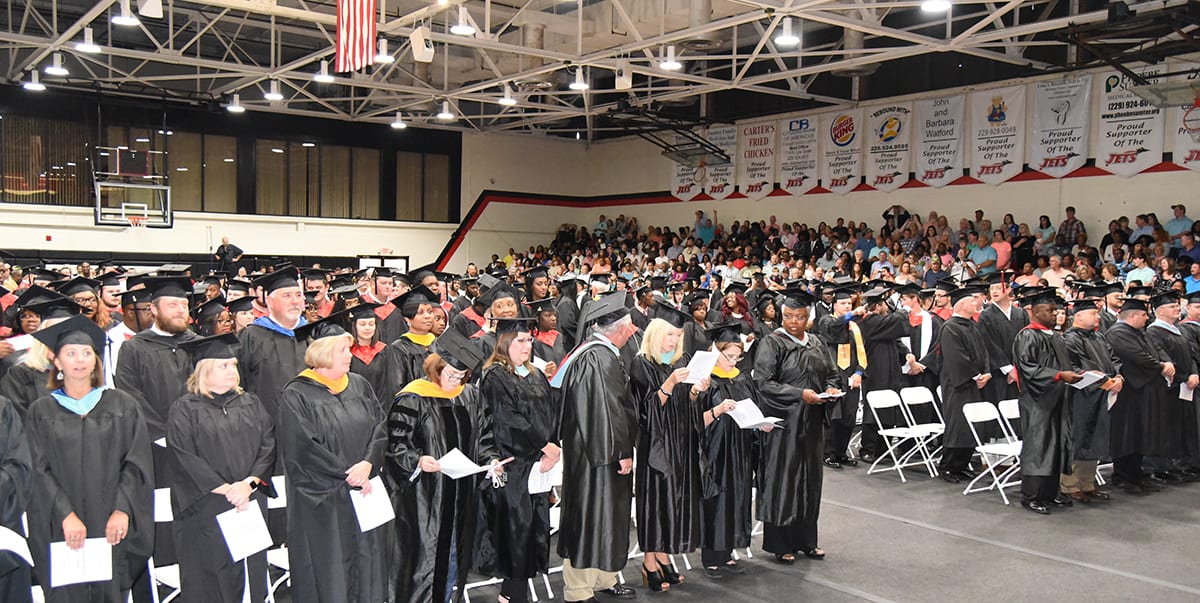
128;216;147;229
1185;96;1200;143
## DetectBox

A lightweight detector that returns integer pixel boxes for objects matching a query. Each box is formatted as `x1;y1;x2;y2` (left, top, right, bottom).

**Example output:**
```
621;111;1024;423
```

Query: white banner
1168;62;1200;171
1096;67;1165;177
737;120;777;199
777;115;820;196
705;125;738;199
970;85;1026;185
670;131;705;201
914;95;965;188
1029;75;1092;178
820;110;863;195
864;103;912;192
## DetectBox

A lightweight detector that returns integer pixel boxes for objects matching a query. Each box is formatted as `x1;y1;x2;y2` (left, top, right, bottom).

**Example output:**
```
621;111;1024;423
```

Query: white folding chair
265;475;291;602
864;390;928;482
148;488;182;603
899;386;946;470
961;402;1023;505
998;399;1020;438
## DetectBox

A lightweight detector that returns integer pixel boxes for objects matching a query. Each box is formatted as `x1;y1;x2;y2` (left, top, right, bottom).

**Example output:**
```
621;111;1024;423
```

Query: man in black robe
0;394;31;601
1011;287;1082;514
936;284;994;483
363;268;408;344
897;284;942;398
856;288;912;462
629;285;655;331
1061;297;1122;502
573;273;615;346
813;284;865;467
1176;293;1200;477
555;274;584;352
979;275;1028;403
237;270;309;418
450;274;491;339
1105;297;1174;494
1098;282;1124;333
450;276;480;320
1142;290;1198;485
554;295;638;602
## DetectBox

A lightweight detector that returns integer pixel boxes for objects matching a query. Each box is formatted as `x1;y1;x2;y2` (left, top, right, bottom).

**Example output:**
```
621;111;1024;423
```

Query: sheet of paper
724;398;783;430
0;525;32;566
900;363;912;375
438;448;489;480
973;373;987;381
898;336;912;352
349;476;394;532
216;502;273;561
153;437;167;448
528;458;564;494
153;488;173;522
531;356;549;371
816;392;844;400
6;334;32;351
1107;390;1119;410
1070;371;1107;390
50;538;112;588
684;351;720;384
267;476;287;509
1182;383;1194;402
739;333;754;352
999;364;1014;376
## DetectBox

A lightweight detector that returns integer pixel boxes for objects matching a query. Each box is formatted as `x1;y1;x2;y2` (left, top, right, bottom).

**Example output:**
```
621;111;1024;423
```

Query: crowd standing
1;200;1198;602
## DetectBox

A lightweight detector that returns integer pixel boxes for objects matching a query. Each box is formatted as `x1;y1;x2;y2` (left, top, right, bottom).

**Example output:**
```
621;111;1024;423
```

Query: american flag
335;0;377;73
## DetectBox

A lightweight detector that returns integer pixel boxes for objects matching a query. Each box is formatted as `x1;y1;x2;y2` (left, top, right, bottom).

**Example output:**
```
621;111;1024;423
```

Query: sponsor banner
970;85;1026;185
705;125;738;199
914;95;965;188
1029;75;1092;178
777;115;820;196
1169;60;1200;171
737;120;777;199
820;110;863;195
1097;67;1165;177
670;130;706;201
864;103;912;192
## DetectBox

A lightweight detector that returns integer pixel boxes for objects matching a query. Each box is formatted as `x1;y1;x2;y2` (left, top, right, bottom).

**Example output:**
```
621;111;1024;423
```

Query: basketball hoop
127;216;147;229
1185;96;1200;144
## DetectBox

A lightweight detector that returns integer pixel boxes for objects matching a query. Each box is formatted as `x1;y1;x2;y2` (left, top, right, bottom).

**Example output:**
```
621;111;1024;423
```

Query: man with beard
935;284;993;482
97;272;124;325
1061;296;1122;502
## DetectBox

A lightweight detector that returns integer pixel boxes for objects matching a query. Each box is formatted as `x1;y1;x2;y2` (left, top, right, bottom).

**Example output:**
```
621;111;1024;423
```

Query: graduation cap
579;293;630;330
649;275;668;291
293;309;350;341
14;285;63;310
894;283;923;297
949;285;988;305
666;282;685;293
227;278;252;294
32;314;107;356
862;288;891;305
347;302;382;321
32;268;67;283
367;267;394;280
1016;286;1064;308
934;277;960;293
588;272;613;286
486;266;509;280
633;284;655;300
1118;297;1150;313
252;270;301;295
829;283;862;301
683;291;710;309
330;284;360;299
226;296;255;314
303;291;319;307
23;296;84;320
521;267;550;282
191;296;228;323
478;273;502;291
753;292;778;314
178;333;239;366
480;282;519;307
1150;290;1182;309
141;276;194;300
392;285;438;314
329;276;355;291
98;273;122;288
1125;285;1154;299
778;288;816;308
525;298;556;315
1100;281;1125;296
705;322;744;344
457;275;480;287
1071;298;1103;313
432;328;487;373
1186;292;1200;305
302;268;331;282
919;288;938;300
493;317;538;334
157;264;192;276
653;300;691;329
864;278;894;291
725;279;750;295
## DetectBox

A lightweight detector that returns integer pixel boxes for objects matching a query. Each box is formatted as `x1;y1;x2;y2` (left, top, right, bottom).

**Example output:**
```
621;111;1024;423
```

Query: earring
56;371;64;380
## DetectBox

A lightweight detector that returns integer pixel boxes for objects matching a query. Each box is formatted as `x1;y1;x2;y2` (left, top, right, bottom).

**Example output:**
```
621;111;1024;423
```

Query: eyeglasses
443;370;467;383
514;337;534;344
71;295;98;305
721;351;743;363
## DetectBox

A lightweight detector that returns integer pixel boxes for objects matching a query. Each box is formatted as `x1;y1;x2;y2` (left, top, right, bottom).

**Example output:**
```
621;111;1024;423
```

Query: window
256;140;288;215
2;116;89;206
352;148;379;220
203;135;238;213
320;145;350;218
395;150;452;222
169;132;202;211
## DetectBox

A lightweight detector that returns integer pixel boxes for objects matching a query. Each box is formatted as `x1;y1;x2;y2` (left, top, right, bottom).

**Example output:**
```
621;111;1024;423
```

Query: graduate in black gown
1061;297;1121;502
753;289;842;563
365;268;409;345
627;305;712;592
449;276;489;340
698;324;766;580
0;393;32;603
1098;282;1124;333
554;274;584;353
896;284;943;401
554;295;639;603
347;303;392;409
856;288;912;462
168;333;276;603
237;270;310;419
1011;287;1083;514
528;298;566;368
478;317;557;603
978;275;1028;403
386;328;500;603
1177;293;1200;475
682;291;713;355
629;285;654;331
25;316;154;603
277;318;388;603
0;293;83;416
378;286;441;410
935;285;995;482
813;284;866;467
1142;290;1198;483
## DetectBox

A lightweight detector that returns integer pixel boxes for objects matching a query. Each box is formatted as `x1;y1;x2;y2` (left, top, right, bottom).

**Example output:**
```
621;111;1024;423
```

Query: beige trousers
1060;460;1098;493
562;559;620;602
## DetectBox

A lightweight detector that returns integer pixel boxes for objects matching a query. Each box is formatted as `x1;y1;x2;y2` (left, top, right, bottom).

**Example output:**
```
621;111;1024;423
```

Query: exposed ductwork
678;0;722;51
831;28;879;77
514;23;555;90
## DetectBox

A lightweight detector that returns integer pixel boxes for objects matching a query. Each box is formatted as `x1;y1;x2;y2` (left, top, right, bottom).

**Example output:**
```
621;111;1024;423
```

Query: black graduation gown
936;316;993;448
752;331;838;534
699;372;756;553
532;330;567;366
902;312;944;398
376;306;409;346
276;374;388;603
114;330;198;438
385;382;498;603
0;363;49;418
683;319;713;355
478;366;556;582
378;335;433;410
1013;326;1074;477
1105;322;1169;458
556;294;580;353
350;343;393;413
449;308;485;340
1099;308;1119;334
859;312;911;426
0;396;32;603
25;389;154;603
237;324;308;419
167;390;275;603
813;314;864;425
1179;320;1200;456
979;303;1029;402
630;306;652;331
1144;323;1194;458
1062;327;1119;460
628;355;703;554
556;336;637;572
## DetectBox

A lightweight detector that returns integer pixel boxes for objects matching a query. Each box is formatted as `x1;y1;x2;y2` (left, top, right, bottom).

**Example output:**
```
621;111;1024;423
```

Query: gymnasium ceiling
2;0;1198;139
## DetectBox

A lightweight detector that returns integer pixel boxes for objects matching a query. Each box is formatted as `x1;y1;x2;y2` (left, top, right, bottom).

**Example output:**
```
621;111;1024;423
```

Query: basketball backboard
1130;78;1200;107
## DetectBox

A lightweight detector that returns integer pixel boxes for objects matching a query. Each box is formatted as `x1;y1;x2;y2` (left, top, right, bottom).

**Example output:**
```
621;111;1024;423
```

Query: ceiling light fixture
374;39;395;64
437;101;456;121
391;111;408;129
44;53;69;76
921;0;951;12
76;27;101;53
498;85;517;106
271;148;284;154
569;68;589;90
450;6;476;36
660;46;682;71
226;93;245;113
313;60;335;83
135;137;150;143
112;0;140;26
774;17;800;47
23;71;45;92
264;80;284;101
301;142;316;148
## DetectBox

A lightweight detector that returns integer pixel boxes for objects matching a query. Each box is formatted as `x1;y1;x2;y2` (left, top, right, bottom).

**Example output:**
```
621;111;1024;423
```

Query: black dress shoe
598;584;637;599
1154;471;1185;484
1021;500;1050;514
940;472;962;484
1083;489;1111;501
1145;473;1169;486
702;566;725;580
823;456;842;469
1115;482;1148;496
1137;479;1163;492
859;452;878;463
839;456;859;467
1050;494;1074;507
720;561;746;575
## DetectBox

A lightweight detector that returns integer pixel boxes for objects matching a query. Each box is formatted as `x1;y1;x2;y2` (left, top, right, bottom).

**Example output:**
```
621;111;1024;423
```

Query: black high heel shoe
660;560;684;585
802;548;826;560
641;565;671;592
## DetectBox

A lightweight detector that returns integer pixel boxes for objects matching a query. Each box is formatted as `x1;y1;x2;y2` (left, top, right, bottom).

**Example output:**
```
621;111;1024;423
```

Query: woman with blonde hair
627;305;712;592
169;332;275;603
278;316;388;603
